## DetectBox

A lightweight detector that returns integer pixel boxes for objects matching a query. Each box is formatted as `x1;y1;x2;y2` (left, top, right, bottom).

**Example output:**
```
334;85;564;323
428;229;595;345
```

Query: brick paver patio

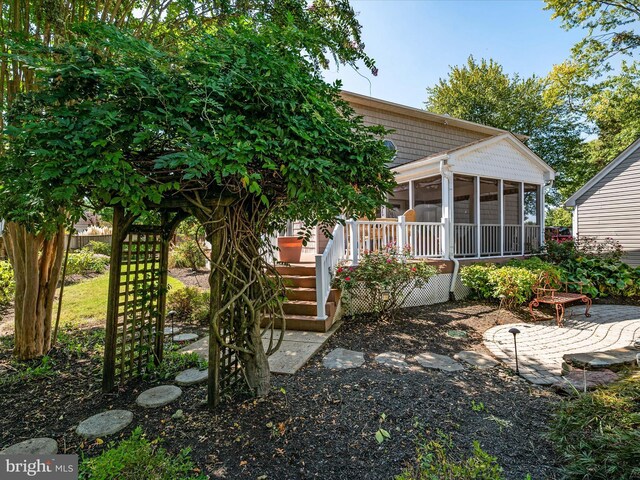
483;305;640;384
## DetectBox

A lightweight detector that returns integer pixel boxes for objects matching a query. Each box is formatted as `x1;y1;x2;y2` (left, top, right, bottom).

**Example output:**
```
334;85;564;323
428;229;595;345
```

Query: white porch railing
480;224;501;256
525;225;540;254
454;223;477;257
503;224;521;255
346;217;444;263
315;222;345;319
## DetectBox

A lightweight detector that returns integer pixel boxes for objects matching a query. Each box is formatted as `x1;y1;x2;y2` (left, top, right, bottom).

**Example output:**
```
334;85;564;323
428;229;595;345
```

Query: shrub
167;287;209;324
333;243;437;320
397;432;506;480
543;235;624;264
79;427;206;480
507;257;561;277
459;264;497;300
548;372;640;480
460;263;538;309
0;260;15;307
169;240;207;271
561;256;640;297
488;266;538;309
66;250;109;276
84;240;112;256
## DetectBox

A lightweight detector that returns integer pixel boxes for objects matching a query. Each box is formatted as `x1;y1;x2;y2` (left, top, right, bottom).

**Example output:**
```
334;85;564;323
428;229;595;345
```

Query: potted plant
277;236;303;263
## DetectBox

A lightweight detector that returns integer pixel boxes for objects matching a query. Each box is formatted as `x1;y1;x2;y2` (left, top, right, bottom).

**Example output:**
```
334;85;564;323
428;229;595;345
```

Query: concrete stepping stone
447;330;468;339
172;333;198;343
454;351;499;369
164;326;181;336
0;438;58;455
76;410;133;440
175;368;208;386
563;347;639;371
322;348;365;369
413;352;464;372
552;369;619;395
375;351;413;371
136;385;182;408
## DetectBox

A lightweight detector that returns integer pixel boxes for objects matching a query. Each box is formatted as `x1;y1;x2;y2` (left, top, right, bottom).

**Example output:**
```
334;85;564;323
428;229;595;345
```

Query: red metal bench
528;271;592;326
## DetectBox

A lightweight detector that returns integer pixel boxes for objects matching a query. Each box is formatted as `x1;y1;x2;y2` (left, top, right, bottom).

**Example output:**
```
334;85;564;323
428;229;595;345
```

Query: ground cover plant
79;427;206;480
548;371;640;480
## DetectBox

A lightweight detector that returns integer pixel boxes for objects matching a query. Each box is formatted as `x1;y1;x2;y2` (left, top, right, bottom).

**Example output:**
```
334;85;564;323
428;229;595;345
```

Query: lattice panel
341;273;468;315
113;228;165;384
218;316;243;398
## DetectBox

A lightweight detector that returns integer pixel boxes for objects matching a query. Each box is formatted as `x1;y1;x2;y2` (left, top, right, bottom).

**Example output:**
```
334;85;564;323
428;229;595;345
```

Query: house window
383;140;397;162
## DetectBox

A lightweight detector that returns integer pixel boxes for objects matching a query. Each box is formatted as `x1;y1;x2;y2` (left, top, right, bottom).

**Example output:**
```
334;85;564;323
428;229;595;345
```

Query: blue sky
323;0;585;108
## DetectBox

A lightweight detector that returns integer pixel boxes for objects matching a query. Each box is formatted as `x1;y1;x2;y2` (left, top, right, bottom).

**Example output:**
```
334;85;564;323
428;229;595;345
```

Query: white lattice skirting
342;273;470;315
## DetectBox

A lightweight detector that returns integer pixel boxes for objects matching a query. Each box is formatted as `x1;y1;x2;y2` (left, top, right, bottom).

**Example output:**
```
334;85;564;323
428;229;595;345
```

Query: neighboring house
276;92;556;331
565;137;640;266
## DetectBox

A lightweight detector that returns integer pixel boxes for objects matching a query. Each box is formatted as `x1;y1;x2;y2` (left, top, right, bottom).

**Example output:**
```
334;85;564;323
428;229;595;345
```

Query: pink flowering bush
333;243;437;320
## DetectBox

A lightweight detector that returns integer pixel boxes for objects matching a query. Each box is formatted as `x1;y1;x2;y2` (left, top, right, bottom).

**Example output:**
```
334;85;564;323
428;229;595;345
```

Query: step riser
262;316;333;333
283;302;335;317
282;276;316;288
286;289;340;302
276;265;316;276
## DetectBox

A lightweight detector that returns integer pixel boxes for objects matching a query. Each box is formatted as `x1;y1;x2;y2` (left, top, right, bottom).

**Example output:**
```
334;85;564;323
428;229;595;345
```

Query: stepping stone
322;348;365;370
0;438;58;455
164;326;181;336
76;410;133;440
413;352;464;372
447;330;468;339
172;333;198;343
552;369;619;395
175;368;208;386
136;385;182;408
375;351;412;371
563;347;640;371
454;351;499;369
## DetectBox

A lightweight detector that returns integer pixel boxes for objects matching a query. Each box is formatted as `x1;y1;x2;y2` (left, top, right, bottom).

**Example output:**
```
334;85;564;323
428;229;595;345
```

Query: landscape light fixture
508;327;521;375
381;290;390;302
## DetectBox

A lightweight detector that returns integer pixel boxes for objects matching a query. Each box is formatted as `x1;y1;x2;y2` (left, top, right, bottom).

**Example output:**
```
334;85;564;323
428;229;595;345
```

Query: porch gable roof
392;133;555;184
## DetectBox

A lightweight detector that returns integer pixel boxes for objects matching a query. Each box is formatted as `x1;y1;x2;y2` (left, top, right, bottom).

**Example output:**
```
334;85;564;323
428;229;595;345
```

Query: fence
69;234;112;250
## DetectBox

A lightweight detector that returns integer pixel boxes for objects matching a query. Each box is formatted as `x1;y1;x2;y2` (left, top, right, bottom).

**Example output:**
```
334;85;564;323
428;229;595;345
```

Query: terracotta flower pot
277;236;303;263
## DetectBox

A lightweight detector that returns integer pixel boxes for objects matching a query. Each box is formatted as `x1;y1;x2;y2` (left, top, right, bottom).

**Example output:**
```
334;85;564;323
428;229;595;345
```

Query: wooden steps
264;264;339;332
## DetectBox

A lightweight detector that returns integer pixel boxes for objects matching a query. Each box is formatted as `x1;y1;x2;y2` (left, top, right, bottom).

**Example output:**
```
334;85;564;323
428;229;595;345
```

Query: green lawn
60;274;183;329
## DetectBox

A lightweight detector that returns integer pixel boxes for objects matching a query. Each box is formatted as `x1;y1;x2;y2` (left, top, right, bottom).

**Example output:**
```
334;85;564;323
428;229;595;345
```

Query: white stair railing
315;222;345;320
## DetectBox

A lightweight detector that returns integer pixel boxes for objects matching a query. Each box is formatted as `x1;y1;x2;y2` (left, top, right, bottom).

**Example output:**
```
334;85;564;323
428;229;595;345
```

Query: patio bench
528;271;592;326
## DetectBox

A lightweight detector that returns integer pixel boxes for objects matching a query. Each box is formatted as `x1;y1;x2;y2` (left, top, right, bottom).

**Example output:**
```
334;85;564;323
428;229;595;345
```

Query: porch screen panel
503;181;521;255
413;175;442;222
480;178;500;256
386;183;409;218
524;184;541;253
453;174;476;257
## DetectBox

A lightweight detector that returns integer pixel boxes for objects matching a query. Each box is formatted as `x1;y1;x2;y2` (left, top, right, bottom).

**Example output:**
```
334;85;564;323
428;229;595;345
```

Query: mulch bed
0;302;561;479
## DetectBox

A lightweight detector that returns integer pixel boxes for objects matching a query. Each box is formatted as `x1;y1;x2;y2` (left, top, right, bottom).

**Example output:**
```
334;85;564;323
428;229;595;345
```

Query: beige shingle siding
351;104;491;168
575;145;640;266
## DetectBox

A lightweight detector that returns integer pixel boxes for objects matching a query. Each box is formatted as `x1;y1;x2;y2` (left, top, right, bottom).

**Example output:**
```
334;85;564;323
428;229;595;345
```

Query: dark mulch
169;267;211;289
0;302;561;480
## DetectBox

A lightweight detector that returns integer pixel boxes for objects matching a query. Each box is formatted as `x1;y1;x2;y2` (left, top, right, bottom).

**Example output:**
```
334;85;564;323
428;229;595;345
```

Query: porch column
409;181;415;210
499;179;504;257
441;173;450;259
520;181;525;256
475;176;480;258
540;184;546;248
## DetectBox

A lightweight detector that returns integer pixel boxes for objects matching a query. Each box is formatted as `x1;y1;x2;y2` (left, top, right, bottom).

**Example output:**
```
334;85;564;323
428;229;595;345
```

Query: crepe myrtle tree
1;22;395;394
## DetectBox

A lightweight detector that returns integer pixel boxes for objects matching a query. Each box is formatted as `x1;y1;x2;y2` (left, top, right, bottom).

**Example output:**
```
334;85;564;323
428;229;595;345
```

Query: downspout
440;159;459;301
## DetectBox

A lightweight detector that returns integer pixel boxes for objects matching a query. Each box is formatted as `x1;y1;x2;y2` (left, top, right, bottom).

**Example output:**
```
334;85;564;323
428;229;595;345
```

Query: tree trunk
4;222;65;360
241;320;271;397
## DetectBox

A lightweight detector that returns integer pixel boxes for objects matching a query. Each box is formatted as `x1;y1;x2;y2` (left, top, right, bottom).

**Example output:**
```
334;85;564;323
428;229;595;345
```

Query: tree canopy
1;20;394;235
425;56;583;201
